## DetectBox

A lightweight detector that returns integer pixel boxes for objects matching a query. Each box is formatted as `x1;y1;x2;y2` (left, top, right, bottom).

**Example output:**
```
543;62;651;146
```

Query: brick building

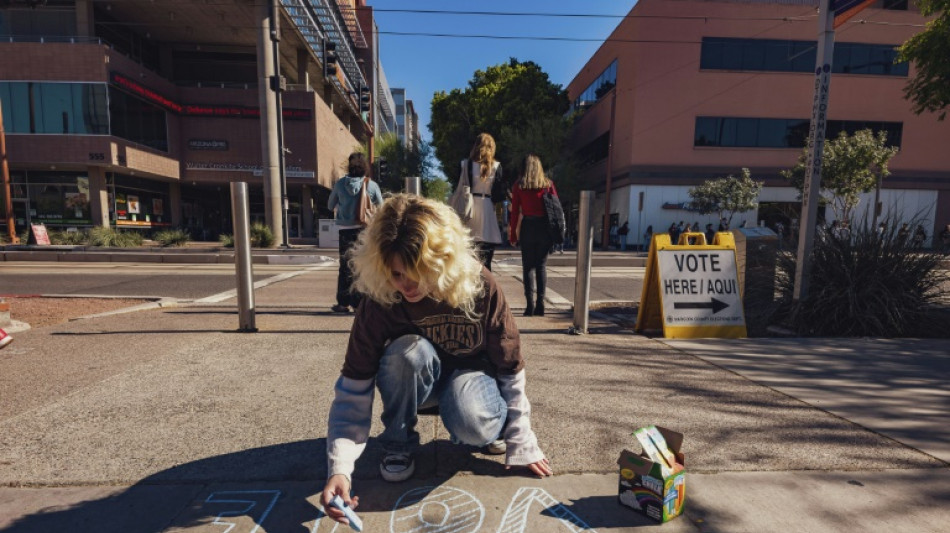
567;0;950;248
1;0;390;242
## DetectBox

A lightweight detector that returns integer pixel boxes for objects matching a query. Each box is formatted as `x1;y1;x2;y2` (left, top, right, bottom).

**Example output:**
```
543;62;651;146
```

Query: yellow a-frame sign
636;232;747;339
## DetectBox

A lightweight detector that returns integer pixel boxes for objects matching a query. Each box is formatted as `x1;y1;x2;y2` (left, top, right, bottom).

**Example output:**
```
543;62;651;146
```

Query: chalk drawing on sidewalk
497;487;597;533
391;486;485;533
203;490;281;533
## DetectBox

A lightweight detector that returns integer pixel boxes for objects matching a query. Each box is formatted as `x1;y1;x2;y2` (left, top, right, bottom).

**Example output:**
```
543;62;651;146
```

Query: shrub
49;230;87;245
250;222;275;248
87;227;144;247
774;217;950;337
153;229;190;247
219;224;275;248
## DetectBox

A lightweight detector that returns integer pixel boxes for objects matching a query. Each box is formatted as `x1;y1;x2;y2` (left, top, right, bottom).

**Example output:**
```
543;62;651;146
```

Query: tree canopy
373;132;437;194
430;58;570;189
898;0;950;120
781;129;899;223
688;168;763;226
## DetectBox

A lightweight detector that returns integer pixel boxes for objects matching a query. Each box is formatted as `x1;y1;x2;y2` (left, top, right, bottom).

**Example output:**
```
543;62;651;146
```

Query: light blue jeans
376;335;507;455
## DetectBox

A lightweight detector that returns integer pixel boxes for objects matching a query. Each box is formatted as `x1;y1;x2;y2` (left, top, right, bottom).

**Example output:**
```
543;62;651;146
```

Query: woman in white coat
460;133;504;269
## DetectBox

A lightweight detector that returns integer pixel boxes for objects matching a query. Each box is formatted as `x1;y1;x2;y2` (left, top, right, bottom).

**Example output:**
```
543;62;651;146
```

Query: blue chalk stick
330;494;363;532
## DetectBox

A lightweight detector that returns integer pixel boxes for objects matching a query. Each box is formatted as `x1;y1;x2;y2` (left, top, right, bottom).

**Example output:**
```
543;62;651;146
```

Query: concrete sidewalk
0;266;947;532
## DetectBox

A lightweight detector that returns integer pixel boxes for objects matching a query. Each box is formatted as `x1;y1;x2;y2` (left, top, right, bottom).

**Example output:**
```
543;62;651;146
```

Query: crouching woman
321;194;551;525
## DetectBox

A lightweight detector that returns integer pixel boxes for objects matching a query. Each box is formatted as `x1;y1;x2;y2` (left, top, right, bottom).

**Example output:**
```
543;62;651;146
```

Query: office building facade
567;0;950;248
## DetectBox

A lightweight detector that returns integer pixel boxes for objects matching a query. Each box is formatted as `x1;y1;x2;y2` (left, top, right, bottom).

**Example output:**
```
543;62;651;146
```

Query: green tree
424;177;451;202
430;58;569;187
898;0;950;120
499;114;582;204
781;129;899;223
688;168;763;226
374;133;436;193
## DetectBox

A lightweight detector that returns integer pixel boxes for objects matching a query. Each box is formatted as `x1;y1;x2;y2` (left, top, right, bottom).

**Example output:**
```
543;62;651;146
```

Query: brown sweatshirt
341;268;522;379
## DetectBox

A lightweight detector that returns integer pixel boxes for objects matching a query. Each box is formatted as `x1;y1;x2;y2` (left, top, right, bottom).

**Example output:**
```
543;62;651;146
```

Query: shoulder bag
542;186;566;245
357;177;377;226
449;159;474;222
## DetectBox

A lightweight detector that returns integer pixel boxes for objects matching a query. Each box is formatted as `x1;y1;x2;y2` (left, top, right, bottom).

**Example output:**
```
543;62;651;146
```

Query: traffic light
359;83;371;113
322;38;337;78
377;158;389;181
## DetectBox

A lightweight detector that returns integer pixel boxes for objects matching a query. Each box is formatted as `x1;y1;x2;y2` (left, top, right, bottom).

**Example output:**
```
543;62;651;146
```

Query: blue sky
370;1;638;141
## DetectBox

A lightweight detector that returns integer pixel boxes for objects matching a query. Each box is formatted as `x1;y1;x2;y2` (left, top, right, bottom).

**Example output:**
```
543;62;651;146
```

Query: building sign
188;139;229;151
110;72;312;121
186;162;262;173
661;201;702;212
110;72;183;113
637;232;747;339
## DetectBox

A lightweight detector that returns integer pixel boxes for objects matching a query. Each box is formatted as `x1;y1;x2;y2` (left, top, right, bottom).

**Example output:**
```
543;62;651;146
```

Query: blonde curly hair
349;194;485;318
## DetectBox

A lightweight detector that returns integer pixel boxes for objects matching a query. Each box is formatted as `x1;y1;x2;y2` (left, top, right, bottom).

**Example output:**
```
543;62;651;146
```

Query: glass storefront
109;174;171;229
7;171;94;227
0;171;171;233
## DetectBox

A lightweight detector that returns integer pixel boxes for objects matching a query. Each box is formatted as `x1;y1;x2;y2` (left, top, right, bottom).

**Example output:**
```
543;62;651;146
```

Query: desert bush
219;233;235;248
153;229;190;247
87;227;144;247
49;230;87;245
774;217;949;337
250;222;275;248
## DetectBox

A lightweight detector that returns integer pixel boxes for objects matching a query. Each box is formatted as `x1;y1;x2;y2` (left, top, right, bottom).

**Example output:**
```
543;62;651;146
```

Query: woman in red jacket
508;154;558;316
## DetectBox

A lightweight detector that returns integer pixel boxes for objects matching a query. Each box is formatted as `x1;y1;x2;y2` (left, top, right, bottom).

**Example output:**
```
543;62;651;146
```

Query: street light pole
269;0;290;248
1;104;17;244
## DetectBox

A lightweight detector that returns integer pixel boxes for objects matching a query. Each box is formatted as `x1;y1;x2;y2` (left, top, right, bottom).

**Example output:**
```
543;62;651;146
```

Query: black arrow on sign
674;297;729;314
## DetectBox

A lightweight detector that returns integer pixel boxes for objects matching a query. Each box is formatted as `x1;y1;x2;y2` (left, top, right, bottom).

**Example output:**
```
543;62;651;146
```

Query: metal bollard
404;177;421;195
571;190;594;334
230;182;257;332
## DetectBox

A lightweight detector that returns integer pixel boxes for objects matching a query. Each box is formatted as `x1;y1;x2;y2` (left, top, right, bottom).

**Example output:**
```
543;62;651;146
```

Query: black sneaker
379;452;414;482
331;304;351;313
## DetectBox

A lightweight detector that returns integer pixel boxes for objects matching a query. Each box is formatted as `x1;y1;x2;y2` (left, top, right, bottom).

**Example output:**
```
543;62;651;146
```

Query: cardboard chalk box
617;426;686;523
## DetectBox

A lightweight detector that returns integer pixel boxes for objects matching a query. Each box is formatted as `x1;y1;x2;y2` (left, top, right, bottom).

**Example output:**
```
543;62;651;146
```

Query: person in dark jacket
508;155;559;316
328;152;383;313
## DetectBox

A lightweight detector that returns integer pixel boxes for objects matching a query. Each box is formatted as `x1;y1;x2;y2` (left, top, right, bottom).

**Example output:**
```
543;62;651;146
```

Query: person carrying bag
508;154;560;316
458;133;505;269
328;152;383;313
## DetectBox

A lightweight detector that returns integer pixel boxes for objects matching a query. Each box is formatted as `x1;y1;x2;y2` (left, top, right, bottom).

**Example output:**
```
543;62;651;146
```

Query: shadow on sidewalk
2;438;516;533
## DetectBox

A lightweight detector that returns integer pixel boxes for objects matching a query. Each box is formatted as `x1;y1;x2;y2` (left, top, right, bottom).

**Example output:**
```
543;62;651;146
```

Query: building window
108;86;169;152
700;38;909;76
572;60;618;112
695;117;902;148
0;82;109;135
577;132;611;167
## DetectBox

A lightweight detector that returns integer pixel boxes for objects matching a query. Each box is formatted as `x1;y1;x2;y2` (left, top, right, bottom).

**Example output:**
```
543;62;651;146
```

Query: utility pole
793;0;835;302
601;89;617;250
1;104;17;244
269;0;290;248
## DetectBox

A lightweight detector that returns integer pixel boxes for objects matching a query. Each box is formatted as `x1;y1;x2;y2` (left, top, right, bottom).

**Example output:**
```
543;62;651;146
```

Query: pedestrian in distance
609;220;619;249
669;222;680;245
328;152;384;313
705;223;715;245
940;224;950;253
460;133;505;270
912;224;927;249
643;224;653;251
0;328;12;350
321;195;551;527
618;221;629;251
898;223;910;246
509;154;559;316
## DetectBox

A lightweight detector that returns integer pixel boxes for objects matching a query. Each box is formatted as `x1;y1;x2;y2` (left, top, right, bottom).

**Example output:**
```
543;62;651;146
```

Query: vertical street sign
794;0;877;301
